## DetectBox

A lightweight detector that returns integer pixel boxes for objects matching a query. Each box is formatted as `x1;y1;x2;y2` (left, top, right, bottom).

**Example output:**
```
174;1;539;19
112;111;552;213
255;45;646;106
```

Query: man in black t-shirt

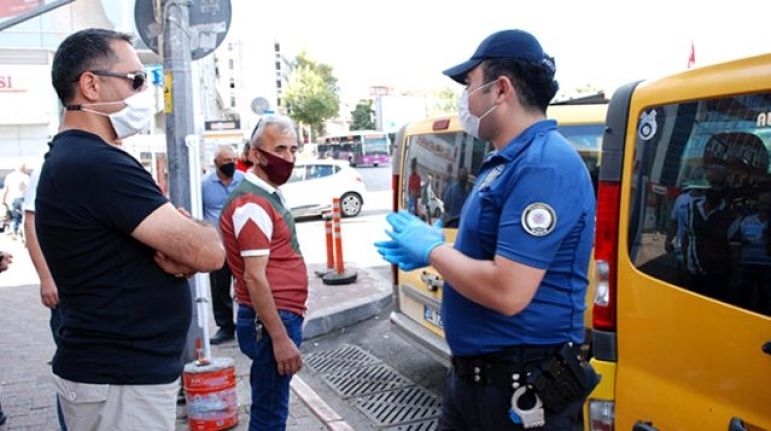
39;28;225;430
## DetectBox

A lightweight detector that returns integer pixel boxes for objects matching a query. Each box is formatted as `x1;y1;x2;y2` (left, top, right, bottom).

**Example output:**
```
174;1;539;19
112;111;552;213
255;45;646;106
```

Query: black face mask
219;162;236;178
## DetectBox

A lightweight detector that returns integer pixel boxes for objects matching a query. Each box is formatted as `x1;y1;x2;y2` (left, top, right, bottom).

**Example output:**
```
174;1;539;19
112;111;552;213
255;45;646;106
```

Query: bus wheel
340;192;362;217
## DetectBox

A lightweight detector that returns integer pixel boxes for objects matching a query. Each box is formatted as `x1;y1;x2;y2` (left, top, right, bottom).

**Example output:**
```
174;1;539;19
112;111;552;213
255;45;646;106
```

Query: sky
226;1;771;102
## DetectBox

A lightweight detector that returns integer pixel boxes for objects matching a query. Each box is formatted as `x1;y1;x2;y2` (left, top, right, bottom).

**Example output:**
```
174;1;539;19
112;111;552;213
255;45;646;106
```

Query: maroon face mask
256;148;294;185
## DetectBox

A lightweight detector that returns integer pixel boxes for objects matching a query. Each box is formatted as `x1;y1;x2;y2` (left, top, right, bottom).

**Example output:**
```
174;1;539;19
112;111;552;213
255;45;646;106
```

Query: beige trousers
53;374;179;431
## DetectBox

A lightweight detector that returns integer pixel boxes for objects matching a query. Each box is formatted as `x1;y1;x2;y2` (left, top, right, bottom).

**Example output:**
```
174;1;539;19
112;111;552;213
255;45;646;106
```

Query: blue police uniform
443;120;595;356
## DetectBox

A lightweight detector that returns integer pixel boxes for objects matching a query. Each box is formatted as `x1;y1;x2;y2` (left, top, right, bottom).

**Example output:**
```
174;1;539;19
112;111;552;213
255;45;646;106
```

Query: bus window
320;130;391;167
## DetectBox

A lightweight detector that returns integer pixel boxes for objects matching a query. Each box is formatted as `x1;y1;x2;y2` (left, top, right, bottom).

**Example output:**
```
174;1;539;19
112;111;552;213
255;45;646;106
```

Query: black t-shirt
37;130;191;384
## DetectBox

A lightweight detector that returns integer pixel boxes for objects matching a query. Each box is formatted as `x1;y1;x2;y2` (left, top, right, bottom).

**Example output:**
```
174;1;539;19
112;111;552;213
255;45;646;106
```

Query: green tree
350;99;375;130
284;52;339;138
428;87;458;117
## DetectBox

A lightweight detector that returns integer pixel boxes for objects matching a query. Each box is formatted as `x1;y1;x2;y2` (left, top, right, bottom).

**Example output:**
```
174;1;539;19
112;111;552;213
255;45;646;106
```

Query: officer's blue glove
383;211;445;267
374;239;426;271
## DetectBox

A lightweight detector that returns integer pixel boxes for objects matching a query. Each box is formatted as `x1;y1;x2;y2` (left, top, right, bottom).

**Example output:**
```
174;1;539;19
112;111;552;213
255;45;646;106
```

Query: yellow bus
389;96;607;367
585;55;771;430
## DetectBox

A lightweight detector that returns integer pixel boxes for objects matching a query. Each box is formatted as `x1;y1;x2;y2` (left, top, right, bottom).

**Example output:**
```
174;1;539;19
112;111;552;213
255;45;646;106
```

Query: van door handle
728;417;748;431
762;341;771;356
633;421;659;431
420;271;443;292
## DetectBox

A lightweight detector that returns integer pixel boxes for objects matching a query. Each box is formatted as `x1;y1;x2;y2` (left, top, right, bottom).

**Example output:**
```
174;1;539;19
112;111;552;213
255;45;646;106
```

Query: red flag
687;41;696;69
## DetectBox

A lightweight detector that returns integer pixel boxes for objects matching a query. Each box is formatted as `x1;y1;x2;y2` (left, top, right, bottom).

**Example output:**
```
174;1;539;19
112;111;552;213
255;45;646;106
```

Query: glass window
402;130;491;228
628;92;771;316
558;123;604;193
287;166;306;183
362;136;390;155
307;164;334;179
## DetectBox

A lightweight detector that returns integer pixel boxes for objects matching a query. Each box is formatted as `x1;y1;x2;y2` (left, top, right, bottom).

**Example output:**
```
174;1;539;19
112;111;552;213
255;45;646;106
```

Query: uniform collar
493;119;558;162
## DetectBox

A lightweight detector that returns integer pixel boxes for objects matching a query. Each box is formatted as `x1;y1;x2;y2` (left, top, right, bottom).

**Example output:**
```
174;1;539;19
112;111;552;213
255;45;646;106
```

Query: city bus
318;130;391;167
389;96;608;368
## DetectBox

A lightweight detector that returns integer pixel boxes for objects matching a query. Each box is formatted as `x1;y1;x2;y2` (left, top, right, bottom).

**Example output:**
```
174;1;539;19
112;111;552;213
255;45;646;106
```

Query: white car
279;159;367;218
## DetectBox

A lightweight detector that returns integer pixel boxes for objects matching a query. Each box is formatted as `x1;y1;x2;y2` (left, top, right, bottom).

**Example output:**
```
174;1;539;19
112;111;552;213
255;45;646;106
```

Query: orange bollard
321;199;356;285
332;197;345;275
323;212;334;271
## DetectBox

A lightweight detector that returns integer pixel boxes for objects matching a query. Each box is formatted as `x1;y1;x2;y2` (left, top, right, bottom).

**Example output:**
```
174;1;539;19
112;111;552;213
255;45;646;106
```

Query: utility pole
159;0;201;364
162;0;194;210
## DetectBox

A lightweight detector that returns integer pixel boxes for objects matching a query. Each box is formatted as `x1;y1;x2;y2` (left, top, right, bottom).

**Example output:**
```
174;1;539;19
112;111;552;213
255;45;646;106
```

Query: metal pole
161;0;202;366
163;0;194;210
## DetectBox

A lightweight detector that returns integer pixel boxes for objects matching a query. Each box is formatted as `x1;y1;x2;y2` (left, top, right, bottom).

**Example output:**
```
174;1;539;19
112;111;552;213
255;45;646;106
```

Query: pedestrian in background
1;162;29;239
22;153;68;431
220;114;308;430
236;140;253;172
441;166;471;227
0;249;11;426
202;145;245;345
376;29;598;429
39;28;225;430
407;159;421;215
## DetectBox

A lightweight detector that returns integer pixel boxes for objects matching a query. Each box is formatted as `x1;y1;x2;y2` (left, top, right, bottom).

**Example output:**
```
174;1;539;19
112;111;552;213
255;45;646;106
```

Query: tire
340;192;362;217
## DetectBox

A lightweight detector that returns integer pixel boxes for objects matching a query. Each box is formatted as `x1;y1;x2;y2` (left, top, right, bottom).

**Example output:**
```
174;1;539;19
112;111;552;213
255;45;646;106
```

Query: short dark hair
51;28;134;104
482;56;559;112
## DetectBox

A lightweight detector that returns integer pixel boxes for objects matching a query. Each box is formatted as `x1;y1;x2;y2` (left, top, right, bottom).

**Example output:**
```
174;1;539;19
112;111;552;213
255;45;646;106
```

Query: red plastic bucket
183;357;239;431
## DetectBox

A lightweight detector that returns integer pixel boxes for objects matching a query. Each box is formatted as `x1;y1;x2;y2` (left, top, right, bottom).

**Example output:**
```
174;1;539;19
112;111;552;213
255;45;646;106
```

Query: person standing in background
2;162;29;239
0;249;11;426
407;159;422;215
441;166;471;226
202;145;245;344
220;115;308;430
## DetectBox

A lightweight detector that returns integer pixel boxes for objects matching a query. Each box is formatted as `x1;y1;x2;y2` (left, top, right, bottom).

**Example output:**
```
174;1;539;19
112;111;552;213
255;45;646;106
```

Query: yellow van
585;55;771;430
389;97;607;367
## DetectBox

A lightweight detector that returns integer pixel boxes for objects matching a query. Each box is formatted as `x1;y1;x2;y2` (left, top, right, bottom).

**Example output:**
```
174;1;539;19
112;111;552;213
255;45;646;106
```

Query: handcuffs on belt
508;343;601;428
509;386;546;428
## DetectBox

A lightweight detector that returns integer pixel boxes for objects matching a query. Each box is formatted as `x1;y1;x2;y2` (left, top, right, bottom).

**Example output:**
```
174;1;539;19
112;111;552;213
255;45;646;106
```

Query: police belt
451;344;563;389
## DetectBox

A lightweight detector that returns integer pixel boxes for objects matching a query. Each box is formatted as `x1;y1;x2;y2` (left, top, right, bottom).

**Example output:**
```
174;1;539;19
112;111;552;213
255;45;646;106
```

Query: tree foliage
284;51;340;138
350;99;375;130
428;87;458;117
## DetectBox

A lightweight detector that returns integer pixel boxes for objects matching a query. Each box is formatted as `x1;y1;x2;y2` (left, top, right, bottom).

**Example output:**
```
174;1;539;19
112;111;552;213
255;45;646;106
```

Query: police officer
376;29;598;429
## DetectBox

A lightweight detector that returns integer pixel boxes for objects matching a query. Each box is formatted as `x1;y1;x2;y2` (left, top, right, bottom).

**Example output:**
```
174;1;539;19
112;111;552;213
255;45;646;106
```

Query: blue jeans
438;367;583;430
236;305;303;431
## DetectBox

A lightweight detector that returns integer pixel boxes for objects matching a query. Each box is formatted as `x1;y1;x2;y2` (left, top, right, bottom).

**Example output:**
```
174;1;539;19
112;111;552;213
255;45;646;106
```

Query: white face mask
76;89;156;139
458;81;497;139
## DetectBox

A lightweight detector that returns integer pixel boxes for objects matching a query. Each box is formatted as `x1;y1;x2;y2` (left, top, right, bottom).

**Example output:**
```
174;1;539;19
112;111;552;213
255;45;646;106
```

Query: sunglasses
87;70;147;91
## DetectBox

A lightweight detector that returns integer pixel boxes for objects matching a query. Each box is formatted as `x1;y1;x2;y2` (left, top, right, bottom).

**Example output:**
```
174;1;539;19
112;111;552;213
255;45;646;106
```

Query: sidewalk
0;233;393;430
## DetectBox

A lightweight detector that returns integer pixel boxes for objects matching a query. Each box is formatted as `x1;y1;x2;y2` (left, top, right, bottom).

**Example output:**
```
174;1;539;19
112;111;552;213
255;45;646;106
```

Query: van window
401;130;491;228
628;92;771;316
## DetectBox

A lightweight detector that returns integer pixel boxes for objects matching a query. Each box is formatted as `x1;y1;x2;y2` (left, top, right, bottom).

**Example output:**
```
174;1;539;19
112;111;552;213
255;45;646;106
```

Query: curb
303;266;393;340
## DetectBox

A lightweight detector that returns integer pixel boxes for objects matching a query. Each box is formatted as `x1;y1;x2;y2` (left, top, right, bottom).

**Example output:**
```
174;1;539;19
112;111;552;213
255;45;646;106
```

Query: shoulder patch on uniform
521;203;556;237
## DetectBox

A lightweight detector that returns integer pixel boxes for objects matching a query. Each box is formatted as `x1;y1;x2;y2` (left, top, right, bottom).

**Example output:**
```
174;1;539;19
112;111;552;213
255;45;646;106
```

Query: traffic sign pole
160;0;201;365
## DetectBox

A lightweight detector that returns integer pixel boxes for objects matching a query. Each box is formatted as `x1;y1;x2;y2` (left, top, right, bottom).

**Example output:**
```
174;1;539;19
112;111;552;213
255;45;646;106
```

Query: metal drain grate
352;385;441;428
304;344;380;374
323;364;413;398
381;419;438;431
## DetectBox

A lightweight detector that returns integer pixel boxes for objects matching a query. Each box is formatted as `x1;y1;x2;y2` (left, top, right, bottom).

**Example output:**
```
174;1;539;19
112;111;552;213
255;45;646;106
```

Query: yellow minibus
585;55;771;430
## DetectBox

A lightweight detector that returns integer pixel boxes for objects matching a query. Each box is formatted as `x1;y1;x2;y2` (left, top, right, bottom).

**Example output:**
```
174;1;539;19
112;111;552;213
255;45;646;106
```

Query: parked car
279;159;367;218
